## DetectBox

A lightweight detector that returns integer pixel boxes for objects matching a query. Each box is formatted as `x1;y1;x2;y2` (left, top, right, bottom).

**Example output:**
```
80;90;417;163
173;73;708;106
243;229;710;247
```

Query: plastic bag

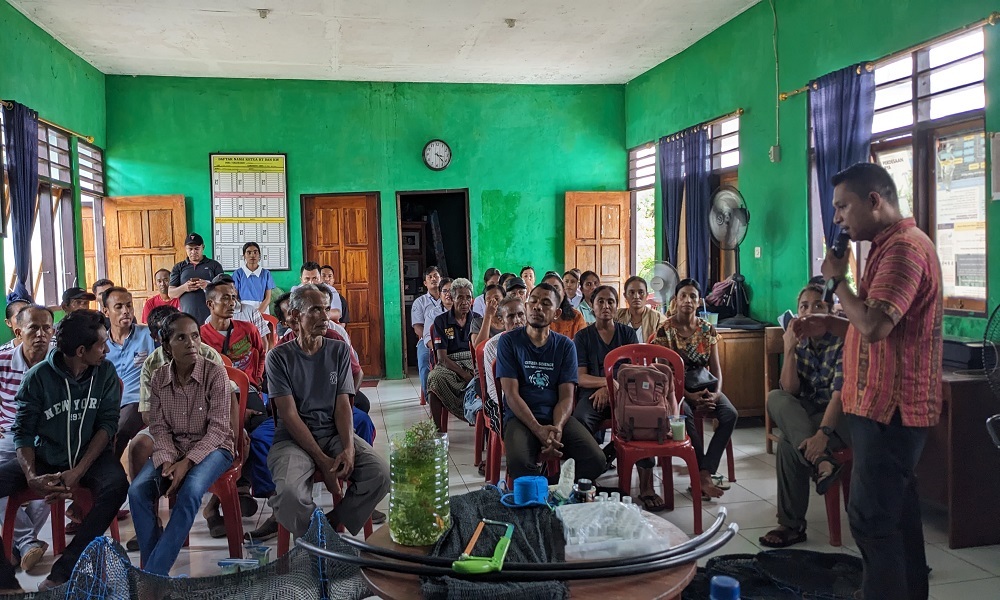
555;499;671;560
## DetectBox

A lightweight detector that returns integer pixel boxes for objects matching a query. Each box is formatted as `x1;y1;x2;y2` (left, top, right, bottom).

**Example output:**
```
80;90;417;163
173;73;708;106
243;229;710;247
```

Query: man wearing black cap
60;288;97;314
167;233;224;324
504;276;528;302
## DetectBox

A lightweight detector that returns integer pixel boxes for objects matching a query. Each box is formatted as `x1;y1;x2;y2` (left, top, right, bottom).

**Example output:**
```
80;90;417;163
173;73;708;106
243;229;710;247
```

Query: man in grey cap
167;233;224;324
60;287;97;314
504;276;528;302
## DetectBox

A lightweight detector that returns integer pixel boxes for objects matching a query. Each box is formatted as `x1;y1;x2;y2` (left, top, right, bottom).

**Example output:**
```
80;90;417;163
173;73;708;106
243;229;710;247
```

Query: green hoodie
12;348;120;470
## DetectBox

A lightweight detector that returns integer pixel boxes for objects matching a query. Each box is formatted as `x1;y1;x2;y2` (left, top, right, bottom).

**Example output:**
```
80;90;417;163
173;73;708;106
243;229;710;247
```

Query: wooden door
303;194;383;377
81;204;98;287
565;192;631;291
103;195;187;308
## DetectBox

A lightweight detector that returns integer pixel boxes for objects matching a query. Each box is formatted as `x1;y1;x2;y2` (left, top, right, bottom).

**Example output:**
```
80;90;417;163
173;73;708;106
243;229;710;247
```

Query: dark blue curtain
811;64;876;245
1;102;39;303
658;135;684;266
683;127;712;289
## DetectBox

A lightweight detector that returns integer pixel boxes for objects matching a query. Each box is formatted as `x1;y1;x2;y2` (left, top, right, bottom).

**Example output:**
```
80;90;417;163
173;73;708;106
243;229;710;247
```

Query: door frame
394;188;471;374
299;191;385;376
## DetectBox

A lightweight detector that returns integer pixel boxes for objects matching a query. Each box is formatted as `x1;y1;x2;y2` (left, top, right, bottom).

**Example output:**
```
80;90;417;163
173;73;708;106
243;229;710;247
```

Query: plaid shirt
794;332;844;405
149;355;234;467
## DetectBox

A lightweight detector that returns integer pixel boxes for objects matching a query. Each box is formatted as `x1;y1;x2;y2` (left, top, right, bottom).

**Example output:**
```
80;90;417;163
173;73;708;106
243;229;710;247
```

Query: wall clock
422;139;452;171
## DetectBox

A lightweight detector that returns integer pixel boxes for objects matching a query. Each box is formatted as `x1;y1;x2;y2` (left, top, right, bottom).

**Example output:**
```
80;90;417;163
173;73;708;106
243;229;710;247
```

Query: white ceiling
9;0;759;84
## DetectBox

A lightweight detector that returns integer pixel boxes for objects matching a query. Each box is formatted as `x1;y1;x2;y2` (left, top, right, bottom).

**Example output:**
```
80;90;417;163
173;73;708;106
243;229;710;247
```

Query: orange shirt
842;218;943;427
550;311;587;341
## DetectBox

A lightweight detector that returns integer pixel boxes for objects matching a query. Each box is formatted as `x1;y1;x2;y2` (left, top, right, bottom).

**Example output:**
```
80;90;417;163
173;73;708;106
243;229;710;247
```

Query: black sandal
759;527;807;548
811;454;845;496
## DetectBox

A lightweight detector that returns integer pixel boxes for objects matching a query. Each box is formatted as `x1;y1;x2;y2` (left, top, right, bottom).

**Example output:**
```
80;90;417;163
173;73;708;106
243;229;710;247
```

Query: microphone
824;232;851;303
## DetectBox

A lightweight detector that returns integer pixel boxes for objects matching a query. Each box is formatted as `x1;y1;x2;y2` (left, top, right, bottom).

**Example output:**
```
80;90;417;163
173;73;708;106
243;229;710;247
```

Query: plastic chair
692;409;737;483
3;486;121;559
261;313;279;349
824;447;853;547
209;366;251;559
603;345;704;534
220;354;234;367
472;339;488;468
475;339;502;483
276;472;374;556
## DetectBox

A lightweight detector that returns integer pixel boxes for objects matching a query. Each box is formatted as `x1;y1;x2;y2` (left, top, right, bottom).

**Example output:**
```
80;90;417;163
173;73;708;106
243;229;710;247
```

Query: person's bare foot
636;467;667;512
700;471;724;498
0;585;24;594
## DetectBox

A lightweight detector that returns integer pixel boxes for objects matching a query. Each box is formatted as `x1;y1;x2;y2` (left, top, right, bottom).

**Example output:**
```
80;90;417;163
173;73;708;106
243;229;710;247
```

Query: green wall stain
104;78;626;377
625;0;998;336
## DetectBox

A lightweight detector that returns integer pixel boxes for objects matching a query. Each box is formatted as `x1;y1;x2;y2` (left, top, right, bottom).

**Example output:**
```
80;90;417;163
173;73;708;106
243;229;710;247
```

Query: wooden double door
564;191;631;291
303;194;384;377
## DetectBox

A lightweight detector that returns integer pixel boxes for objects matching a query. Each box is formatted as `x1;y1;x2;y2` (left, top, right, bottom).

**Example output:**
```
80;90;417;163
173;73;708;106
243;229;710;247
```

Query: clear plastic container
388;425;451;546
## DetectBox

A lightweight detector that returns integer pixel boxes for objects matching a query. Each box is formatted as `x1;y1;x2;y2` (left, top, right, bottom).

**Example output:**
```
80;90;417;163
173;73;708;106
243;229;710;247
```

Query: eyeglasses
441;289;452;296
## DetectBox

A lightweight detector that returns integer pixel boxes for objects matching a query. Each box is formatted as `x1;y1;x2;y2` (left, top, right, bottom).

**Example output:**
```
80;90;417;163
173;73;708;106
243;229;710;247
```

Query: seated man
571;285;664;511
266;285;389;537
320;264;348;324
293;261;343;322
478;296;527;472
496;283;605;483
60;286;97;315
128;312;235;575
760;283;848;548
209;274;271;353
200;281;274;526
141;269;179;324
426;278;483;429
0;310;129;593
102;287;156;459
0;305;54;571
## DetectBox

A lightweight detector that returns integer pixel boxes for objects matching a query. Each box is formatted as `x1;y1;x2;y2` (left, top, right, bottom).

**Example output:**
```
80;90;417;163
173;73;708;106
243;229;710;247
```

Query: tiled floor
10;376;1000;599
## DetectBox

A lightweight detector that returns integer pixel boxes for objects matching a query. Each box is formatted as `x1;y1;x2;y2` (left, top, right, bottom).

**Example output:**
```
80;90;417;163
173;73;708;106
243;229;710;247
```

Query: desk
361;515;697;599
916;369;1000;549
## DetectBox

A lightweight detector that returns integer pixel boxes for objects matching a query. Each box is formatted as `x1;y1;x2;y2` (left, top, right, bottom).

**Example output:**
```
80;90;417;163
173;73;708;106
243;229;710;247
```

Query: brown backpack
614;362;677;443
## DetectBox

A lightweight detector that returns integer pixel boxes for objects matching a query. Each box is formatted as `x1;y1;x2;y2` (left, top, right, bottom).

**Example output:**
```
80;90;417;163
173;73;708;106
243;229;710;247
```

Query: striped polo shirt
842;218;943;427
0;345;30;448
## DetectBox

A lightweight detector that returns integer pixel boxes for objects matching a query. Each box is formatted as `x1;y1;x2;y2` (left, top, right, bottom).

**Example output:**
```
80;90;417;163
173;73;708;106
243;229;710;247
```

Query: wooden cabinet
716;328;765;417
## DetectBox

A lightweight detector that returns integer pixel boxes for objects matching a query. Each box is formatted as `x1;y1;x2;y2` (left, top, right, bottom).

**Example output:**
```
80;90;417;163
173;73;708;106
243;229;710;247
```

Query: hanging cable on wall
768;0;781;163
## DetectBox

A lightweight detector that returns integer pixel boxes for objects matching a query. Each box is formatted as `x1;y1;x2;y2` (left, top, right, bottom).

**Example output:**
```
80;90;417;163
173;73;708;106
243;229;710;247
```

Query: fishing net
682;550;862;600
0;509;368;600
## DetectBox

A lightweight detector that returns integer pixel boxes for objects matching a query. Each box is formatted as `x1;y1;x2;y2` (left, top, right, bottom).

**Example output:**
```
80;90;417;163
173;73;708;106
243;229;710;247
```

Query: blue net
0;510;368;600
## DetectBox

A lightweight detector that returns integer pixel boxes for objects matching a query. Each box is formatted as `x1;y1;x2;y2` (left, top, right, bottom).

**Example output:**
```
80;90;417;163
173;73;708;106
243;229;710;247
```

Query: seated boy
760;282;849;548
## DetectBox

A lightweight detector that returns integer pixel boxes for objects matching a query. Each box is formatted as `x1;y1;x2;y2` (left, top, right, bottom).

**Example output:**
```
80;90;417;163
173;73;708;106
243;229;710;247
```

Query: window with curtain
1;120;80;306
629;142;657;282
809;26;986;314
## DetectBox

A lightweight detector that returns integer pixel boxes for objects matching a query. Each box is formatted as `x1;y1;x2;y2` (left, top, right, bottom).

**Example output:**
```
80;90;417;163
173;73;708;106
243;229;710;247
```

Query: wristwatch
820;425;835;437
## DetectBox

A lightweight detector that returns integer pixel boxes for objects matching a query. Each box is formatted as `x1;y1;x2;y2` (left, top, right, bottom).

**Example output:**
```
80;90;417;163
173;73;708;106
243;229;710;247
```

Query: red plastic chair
220;354;234;368
276;471;374;556
209;366;251;559
603;345;704;534
261;314;279;350
475;339;503;483
472;339;488;468
3;486;121;559
824;447;853;546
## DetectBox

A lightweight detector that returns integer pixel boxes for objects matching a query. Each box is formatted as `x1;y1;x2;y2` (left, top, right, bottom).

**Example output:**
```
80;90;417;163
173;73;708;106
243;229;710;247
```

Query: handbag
684;367;719;393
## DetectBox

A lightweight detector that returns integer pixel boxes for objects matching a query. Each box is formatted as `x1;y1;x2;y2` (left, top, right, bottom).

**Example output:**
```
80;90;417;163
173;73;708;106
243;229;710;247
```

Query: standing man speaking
796;163;941;600
168;233;224;325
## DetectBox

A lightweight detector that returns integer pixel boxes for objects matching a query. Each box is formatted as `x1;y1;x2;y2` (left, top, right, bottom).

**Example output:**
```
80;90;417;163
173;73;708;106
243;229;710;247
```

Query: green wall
626;0;999;336
0;0;106;341
104;78;625;377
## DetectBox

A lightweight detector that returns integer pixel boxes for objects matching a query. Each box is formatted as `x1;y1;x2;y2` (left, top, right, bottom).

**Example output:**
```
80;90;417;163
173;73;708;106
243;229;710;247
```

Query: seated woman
650;279;738;499
616;276;667;342
562;270;583;308
128;312;235;576
577;271;600;324
426;278;482;430
541;272;587;340
473;283;506;348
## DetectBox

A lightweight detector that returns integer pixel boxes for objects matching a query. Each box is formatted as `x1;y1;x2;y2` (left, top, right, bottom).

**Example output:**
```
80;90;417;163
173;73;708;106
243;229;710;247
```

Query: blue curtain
811;64;876;245
2;102;39;303
683;127;712;288
658;135;685;266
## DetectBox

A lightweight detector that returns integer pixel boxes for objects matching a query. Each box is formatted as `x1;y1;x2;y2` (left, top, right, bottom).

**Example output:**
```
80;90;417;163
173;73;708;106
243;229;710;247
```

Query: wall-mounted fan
984;304;1000;448
649;261;680;314
709;186;756;326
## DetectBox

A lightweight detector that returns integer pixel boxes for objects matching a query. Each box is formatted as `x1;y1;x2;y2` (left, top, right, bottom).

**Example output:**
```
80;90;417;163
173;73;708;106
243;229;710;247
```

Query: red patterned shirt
842;218;943;427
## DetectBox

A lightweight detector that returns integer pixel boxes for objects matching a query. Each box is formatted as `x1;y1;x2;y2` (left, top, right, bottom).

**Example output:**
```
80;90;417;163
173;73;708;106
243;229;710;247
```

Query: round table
361;514;697;600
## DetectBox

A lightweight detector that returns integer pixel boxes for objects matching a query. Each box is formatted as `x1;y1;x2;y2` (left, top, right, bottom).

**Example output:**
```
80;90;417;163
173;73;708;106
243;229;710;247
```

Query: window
78;142;105;195
78;141;106;285
629;143;657;282
1;118;80;306
810;26;987;314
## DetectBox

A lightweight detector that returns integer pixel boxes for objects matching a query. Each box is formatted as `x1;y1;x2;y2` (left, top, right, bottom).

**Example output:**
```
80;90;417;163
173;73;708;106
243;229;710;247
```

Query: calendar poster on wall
210;153;289;270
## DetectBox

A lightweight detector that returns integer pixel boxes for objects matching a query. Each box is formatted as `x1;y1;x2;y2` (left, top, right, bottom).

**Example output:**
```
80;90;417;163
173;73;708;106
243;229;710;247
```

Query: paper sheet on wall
935;132;986;300
210;154;289;270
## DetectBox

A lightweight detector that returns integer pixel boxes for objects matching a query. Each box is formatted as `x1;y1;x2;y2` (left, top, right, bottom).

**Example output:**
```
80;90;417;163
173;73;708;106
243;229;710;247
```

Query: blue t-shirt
106;324;156;407
231;265;276;304
495;327;577;426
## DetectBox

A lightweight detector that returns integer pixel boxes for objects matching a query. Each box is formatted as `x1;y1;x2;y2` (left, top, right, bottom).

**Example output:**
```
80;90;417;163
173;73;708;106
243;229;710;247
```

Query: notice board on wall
210;153;289;271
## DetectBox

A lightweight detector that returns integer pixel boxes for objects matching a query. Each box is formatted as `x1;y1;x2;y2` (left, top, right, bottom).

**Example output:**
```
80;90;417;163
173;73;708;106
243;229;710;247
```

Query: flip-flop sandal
811;455;845;496
759;527;807;548
711;474;732;490
638;494;668;513
687;486;716;502
206;514;227;539
239;493;259;517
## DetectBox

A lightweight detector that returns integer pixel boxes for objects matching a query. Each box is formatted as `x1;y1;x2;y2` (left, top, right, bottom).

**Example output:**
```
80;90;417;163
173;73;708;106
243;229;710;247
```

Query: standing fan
649;261;680;314
983;304;1000;448
708;186;757;327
